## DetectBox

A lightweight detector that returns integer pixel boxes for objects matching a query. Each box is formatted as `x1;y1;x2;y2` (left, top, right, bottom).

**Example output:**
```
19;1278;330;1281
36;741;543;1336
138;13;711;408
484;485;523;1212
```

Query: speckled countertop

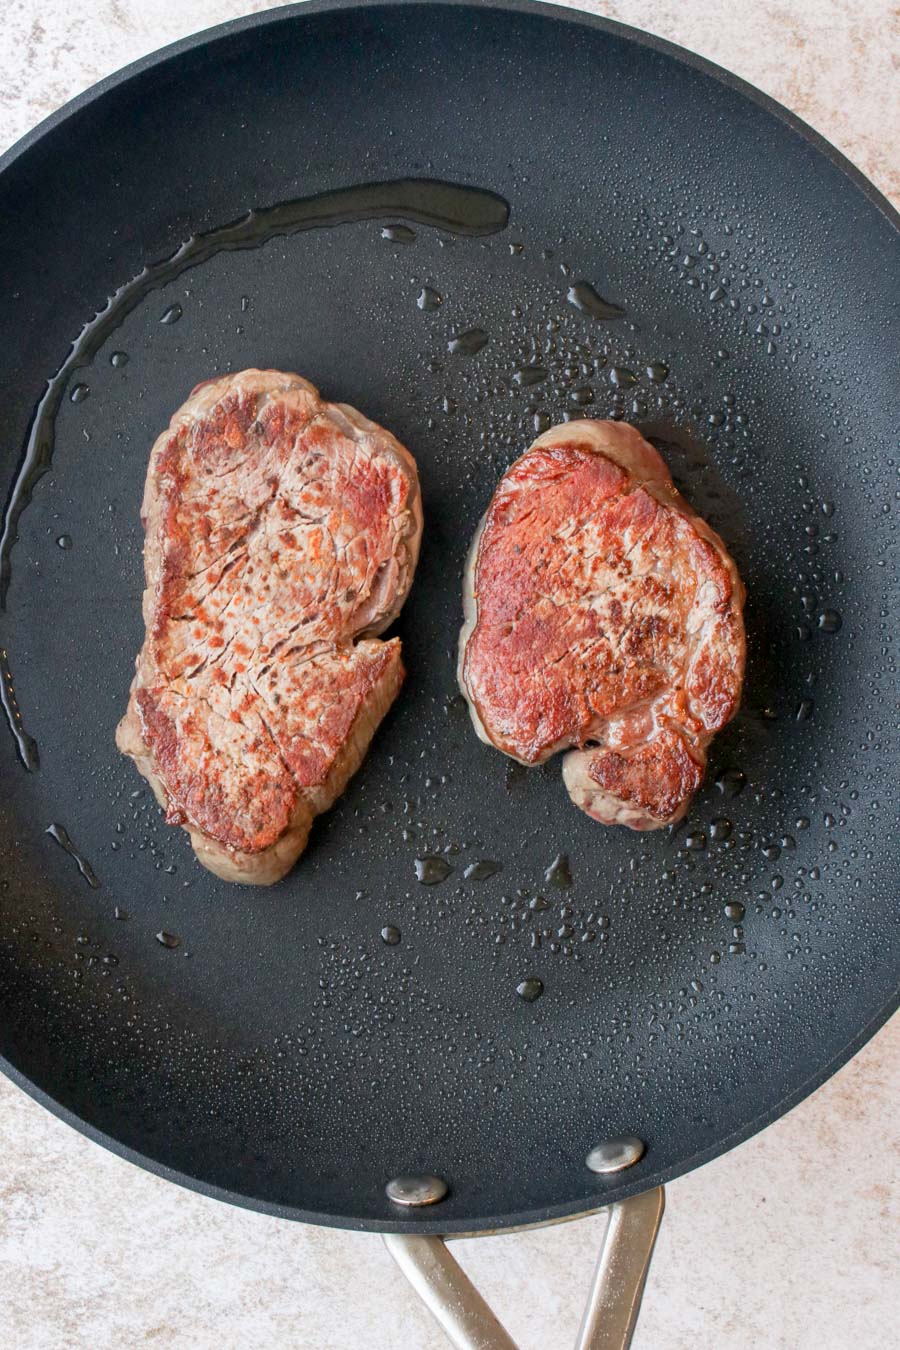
1;3;898;1347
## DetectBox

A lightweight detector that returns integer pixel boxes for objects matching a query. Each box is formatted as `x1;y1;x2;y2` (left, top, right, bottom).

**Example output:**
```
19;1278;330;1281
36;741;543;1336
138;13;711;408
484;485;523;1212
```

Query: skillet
0;0;896;1305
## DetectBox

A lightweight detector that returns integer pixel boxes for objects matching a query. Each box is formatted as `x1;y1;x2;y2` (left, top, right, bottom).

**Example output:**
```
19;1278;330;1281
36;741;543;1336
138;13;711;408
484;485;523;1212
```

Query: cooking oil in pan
544;853;572;888
414;855;453;884
416;286;442;311
566;280;625;319
46;822;100;888
448;327;489;355
381;224;416;244
0;647;38;770
463;859;502;880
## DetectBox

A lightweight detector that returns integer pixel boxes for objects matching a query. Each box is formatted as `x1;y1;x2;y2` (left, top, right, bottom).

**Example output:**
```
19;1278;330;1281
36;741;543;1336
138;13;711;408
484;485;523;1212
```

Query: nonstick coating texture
0;1;896;1233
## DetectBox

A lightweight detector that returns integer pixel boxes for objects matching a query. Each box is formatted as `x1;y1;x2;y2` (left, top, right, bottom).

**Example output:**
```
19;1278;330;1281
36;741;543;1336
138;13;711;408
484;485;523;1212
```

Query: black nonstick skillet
0;4;896;1345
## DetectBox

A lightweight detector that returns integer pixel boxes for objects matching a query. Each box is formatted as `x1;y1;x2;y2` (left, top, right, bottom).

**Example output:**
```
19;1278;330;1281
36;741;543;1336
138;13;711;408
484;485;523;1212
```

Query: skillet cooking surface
0;0;896;1232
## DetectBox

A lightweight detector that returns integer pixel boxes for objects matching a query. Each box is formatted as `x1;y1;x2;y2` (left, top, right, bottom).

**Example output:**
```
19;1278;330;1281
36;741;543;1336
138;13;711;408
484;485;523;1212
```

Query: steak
117;369;422;884
458;420;745;829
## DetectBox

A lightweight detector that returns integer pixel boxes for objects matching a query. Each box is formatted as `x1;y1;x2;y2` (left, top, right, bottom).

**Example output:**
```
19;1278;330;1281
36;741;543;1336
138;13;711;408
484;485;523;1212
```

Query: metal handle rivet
586;1136;646;1174
386;1174;449;1207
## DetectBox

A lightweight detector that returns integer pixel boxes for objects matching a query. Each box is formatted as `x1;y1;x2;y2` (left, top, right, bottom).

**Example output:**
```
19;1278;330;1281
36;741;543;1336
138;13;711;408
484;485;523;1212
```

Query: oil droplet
710;818;732;842
529;895;549;912
724;901;745;922
716;768;746;797
818;609;842;634
645;362;669;383
156;931;181;949
417;286;442;310
46;823;99;888
415;856;452;884
56;534;73;550
544;854;572;888
566;281;625;320
69;383;90;403
381;224;416;243
448;327;488;356
685;830;707;851
513;365;548;387
381;925;401;945
114;906;129;920
570;387;594;406
609;367;636;389
109;351;129;368
160;303;183;325
795;698;814;721
463;859;502;881
516;977;544;1002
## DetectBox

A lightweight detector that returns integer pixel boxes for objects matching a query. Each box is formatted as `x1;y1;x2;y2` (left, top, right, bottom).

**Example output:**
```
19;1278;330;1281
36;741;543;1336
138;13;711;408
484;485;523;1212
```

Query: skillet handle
382;1185;664;1350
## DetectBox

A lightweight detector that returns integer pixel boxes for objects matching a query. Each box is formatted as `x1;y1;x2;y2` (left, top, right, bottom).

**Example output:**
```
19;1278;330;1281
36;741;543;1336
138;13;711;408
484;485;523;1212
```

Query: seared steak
117;370;422;883
459;420;745;829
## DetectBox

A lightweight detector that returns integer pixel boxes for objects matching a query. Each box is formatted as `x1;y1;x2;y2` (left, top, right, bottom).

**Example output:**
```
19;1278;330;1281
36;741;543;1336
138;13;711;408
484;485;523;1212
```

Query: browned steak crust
117;369;422;883
459;420;745;829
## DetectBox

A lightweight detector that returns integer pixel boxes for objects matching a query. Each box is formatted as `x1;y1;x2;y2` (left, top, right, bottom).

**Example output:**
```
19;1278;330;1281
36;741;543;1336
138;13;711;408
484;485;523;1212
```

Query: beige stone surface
0;2;897;1347
1;1023;897;1348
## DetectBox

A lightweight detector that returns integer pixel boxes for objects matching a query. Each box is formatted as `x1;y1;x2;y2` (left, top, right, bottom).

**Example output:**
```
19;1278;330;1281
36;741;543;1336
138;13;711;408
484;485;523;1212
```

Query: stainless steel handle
383;1186;665;1350
574;1187;665;1350
383;1232;518;1350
